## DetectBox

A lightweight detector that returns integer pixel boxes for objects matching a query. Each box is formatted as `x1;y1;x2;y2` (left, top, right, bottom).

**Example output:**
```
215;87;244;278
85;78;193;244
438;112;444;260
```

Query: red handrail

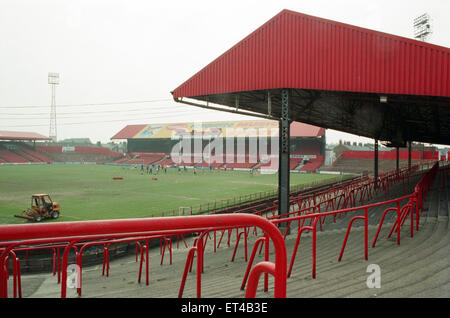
268;163;437;278
240;236;268;290
0;214;287;298
287;216;319;279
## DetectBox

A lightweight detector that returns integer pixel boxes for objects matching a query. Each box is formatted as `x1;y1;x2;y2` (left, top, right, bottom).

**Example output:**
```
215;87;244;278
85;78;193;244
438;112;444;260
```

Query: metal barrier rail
74;235;174;296
192;163;426;290
2;243;79;284
1;251;21;298
0;233;174;292
264;162;437;279
236;162;418;288
0;214;287;298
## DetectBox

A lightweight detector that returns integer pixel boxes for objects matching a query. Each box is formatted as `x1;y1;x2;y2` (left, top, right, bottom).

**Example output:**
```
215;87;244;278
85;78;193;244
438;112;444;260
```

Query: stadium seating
258;156;278;170
299;155;324;172
325;157;428;174
108;137;326;172
32;145;124;164
173;153;203;166
19;147;53;163
289;158;304;170
106;135;326;171
42;152;122;163
0;143;54;164
0;147;29;163
12;148;40;163
156;157;175;166
35;145;63;152
112;157;131;164
75;147;123;156
195;161;225;169
258;155;324;172
125;153;168;165
224;154;259;169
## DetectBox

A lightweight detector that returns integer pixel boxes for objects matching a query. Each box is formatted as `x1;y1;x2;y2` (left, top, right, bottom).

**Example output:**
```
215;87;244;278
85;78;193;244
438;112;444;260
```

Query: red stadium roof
111;120;324;139
173;9;450;99
111;124;148;140
0;130;52;141
171;9;450;145
290;122;324;137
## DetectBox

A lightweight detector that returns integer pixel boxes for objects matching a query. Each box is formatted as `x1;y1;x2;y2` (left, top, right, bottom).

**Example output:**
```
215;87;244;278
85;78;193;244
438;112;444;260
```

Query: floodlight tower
412;14;433;162
413;13;432;42
48;73;59;142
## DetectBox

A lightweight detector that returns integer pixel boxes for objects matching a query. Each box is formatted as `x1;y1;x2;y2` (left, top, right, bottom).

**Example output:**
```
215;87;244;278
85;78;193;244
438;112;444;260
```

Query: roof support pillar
408;141;412;170
396;146;400;174
278;89;291;223
374;139;379;189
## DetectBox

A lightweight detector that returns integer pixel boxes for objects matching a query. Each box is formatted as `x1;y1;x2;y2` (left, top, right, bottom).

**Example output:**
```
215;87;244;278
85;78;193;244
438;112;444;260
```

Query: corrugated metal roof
0;131;52;141
290;122;324;137
172;9;450;99
110;124;148;139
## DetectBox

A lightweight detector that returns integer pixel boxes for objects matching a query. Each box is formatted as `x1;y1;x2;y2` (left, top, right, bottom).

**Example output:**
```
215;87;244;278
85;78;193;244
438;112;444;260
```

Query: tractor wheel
51;211;60;219
34;215;42;222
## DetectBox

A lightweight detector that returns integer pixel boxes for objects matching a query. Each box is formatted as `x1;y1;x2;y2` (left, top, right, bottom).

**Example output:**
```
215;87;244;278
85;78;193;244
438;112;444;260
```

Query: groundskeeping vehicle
14;194;61;222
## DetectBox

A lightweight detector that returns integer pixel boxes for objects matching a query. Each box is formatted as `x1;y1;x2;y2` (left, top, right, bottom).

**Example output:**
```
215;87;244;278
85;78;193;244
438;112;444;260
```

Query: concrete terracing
11;168;450;298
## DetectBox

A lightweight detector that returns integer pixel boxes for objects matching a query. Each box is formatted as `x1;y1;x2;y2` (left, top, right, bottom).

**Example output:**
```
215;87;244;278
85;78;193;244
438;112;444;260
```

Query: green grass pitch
0;164;344;224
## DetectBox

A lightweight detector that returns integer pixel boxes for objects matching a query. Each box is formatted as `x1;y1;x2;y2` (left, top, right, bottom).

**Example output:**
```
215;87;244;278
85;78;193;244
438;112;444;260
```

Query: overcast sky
0;0;449;145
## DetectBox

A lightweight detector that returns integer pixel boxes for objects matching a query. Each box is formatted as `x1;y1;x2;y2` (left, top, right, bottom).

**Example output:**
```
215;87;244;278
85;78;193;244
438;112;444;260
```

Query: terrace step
284;212;447;298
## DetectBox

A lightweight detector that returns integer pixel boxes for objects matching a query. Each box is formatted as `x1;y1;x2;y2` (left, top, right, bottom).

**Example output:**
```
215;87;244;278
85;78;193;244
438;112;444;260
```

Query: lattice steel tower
413;13;432;42
48;73;59;142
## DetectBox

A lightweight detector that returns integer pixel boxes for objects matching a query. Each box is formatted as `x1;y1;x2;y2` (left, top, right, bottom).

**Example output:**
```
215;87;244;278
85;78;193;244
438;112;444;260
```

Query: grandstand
0;130;124;164
0;8;449;302
323;142;440;175
0;131;54;164
0;142;123;165
36;145;124;164
111;120;326;172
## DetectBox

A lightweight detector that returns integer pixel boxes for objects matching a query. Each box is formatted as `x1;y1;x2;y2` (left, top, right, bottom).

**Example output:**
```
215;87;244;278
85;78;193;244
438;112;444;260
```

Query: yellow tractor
14;194;61;222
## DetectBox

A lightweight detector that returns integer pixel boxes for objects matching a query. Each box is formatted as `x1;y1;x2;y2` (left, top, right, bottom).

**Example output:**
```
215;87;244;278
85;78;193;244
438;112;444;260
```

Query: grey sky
0;0;449;144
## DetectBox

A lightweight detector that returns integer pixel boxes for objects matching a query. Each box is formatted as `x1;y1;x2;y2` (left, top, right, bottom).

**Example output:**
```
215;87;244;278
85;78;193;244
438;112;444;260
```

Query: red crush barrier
240;236;268;290
287;216;320;278
2;251;21;298
160;237;172;265
230;228;249;262
0;214;287;298
268;162;438;279
179;246;197;298
338;208;368;262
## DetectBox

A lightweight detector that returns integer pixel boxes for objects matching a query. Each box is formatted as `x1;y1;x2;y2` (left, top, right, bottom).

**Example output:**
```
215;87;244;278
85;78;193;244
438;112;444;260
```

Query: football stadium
0;121;337;224
0;6;449;303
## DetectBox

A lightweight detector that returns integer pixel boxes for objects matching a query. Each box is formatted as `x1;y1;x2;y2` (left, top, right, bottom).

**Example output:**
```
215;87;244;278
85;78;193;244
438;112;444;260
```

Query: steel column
396;146;400;174
374;139;379;189
408;141;412;170
278;89;290;220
